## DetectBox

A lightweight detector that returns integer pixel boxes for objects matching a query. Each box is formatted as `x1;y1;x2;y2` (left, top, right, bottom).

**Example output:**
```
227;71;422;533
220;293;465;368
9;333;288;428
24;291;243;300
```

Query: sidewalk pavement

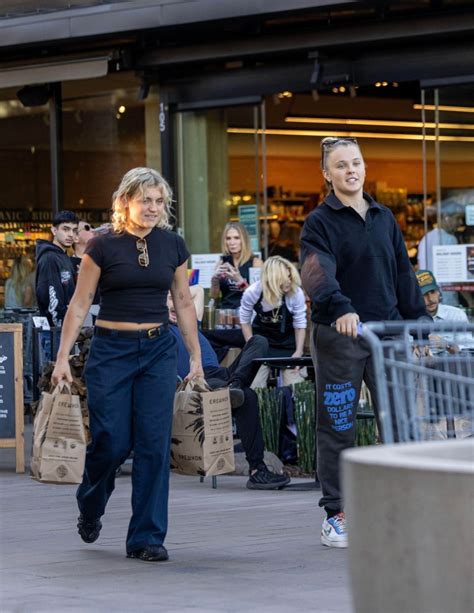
0;431;353;613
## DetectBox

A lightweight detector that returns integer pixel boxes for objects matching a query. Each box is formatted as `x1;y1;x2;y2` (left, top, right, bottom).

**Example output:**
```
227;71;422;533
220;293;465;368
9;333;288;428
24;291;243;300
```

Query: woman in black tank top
210;222;263;309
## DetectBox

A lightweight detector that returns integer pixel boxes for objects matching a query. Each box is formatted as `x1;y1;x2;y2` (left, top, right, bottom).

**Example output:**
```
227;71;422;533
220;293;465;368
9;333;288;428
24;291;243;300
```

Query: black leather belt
94;324;169;339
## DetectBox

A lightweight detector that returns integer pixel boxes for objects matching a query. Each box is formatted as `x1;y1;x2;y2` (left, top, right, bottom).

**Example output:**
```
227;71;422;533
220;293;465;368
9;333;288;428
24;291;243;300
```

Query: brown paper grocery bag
171;378;235;477
31;382;87;484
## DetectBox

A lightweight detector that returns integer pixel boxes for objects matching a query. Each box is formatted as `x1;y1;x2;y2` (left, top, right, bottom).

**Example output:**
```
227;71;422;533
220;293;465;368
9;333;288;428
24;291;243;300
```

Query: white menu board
191;253;222;289
433;244;474;283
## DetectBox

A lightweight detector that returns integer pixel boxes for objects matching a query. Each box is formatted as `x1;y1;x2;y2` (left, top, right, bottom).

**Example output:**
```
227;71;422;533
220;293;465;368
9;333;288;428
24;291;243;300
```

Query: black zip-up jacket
300;192;427;325
35;240;76;326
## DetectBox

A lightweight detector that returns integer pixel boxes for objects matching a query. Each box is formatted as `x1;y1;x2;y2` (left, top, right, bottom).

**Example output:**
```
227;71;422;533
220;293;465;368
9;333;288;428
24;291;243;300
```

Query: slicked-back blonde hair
320;137;363;192
221;222;253;266
111;167;174;233
262;256;301;307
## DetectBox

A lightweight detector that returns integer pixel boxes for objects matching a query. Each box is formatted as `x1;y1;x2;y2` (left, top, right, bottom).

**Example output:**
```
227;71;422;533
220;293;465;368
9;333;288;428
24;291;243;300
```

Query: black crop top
85;227;190;323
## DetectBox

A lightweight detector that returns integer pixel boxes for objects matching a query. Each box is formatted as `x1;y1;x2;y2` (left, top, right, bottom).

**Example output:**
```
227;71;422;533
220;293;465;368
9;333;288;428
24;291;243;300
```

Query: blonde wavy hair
221;222;253;266
262;256;301;307
9;255;34;303
111;167;174;233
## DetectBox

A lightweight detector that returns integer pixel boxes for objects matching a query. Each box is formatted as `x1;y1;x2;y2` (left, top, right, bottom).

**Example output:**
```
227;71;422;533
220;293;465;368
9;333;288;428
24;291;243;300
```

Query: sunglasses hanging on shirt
136;238;149;267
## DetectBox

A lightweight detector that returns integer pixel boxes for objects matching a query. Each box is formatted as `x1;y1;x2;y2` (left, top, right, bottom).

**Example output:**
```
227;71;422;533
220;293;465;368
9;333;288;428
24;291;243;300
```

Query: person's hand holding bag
185;357;204;382
52;355;73;385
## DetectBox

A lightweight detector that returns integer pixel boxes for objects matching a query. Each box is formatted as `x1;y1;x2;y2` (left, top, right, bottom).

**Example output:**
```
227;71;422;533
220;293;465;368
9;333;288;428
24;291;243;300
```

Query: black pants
204;335;269;389
311;324;381;513
204;335;269;471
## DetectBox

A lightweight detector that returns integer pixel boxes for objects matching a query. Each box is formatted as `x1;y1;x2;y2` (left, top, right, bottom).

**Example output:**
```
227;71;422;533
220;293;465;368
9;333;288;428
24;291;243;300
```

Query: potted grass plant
255;387;283;456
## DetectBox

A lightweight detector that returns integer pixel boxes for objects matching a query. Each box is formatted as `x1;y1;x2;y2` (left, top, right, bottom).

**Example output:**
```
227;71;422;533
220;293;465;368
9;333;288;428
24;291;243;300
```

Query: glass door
174;101;268;258
418;82;474;312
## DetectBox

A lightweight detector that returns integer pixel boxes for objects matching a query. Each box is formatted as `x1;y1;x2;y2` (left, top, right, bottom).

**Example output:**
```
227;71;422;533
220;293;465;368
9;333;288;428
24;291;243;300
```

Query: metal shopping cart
361;321;474;443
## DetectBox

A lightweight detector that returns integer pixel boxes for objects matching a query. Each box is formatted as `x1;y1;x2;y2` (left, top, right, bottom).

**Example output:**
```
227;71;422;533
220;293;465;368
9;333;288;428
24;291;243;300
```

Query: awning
0;55;110;88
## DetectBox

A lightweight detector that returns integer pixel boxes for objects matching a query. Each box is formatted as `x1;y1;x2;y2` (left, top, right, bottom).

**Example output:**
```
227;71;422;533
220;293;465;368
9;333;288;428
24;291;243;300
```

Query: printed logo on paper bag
323;381;356;432
56;465;68;479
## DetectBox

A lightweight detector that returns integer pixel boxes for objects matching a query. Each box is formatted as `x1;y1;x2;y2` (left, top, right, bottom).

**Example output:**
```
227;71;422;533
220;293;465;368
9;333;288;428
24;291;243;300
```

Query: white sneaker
321;512;348;548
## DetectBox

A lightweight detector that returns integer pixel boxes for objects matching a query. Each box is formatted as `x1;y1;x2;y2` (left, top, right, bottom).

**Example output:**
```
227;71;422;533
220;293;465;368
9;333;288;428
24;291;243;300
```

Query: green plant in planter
355;411;377;446
355;386;377;446
292;381;316;474
255;387;283;455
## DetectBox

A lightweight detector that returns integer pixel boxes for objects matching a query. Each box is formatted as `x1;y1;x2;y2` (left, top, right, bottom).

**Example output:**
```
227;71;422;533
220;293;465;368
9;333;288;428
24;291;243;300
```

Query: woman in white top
240;256;307;386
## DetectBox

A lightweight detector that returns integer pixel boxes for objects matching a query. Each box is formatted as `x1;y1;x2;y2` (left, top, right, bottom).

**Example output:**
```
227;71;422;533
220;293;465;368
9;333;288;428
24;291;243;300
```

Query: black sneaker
127;544;169;562
228;384;245;409
246;464;291;490
77;514;102;543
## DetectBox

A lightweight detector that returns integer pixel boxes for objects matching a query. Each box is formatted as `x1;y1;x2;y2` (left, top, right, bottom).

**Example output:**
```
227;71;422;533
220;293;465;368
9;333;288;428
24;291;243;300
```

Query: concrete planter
343;439;474;613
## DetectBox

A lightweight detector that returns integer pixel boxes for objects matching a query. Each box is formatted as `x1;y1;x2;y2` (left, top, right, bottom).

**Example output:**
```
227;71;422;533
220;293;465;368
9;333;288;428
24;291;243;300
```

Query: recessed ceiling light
285;116;474;130
414;104;474;114
227;127;474;142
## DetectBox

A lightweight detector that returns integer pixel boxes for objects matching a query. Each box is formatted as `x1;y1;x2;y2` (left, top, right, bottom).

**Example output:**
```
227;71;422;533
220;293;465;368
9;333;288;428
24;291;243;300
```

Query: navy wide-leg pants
77;328;177;553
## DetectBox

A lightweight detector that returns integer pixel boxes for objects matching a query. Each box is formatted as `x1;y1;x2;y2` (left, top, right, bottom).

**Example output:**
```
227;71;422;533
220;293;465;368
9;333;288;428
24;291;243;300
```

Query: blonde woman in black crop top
52;167;202;562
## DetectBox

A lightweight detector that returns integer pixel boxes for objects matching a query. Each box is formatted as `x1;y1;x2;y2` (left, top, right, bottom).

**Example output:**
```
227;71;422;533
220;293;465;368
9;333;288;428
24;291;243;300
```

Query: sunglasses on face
136;238;149;267
80;224;94;232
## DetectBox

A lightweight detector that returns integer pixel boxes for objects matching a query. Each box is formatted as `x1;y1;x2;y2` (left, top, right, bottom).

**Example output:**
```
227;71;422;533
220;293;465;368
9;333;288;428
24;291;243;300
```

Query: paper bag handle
52;380;72;396
176;377;211;393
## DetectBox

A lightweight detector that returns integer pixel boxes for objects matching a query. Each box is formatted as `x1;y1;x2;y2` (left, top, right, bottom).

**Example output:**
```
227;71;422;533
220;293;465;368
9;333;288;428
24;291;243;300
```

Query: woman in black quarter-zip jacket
300;137;428;550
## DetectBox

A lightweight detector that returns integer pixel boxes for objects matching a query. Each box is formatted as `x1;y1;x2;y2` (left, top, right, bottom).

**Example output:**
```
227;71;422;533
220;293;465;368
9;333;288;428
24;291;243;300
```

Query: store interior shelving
0;222;50;305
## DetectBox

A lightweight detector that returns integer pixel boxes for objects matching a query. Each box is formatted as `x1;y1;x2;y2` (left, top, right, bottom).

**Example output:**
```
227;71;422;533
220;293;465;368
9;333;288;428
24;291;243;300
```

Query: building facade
1;0;473;303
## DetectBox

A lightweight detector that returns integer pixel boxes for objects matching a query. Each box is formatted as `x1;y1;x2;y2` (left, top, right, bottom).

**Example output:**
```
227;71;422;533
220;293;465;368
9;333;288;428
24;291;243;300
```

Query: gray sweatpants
311;323;381;513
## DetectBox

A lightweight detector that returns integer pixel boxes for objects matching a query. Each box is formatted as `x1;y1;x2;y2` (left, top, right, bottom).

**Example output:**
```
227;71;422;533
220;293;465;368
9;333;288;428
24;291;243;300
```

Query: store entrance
173;81;474;312
419;81;474;309
174;101;269;259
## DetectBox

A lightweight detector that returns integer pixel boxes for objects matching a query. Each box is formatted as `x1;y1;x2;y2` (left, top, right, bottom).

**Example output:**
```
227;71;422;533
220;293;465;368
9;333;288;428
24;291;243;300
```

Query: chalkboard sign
0;324;24;472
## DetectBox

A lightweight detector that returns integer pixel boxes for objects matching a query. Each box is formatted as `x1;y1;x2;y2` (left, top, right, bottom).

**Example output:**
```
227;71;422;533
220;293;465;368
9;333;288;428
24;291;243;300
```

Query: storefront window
0;73;154;305
177;105;261;256
62;75;150;222
419;83;474;311
0;95;52;304
0;95;51;213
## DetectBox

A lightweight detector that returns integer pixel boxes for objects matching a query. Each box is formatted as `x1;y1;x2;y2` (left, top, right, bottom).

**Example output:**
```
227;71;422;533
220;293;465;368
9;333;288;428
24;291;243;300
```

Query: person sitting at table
167;292;290;490
416;269;472;353
240;256;307;387
210;222;263;309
